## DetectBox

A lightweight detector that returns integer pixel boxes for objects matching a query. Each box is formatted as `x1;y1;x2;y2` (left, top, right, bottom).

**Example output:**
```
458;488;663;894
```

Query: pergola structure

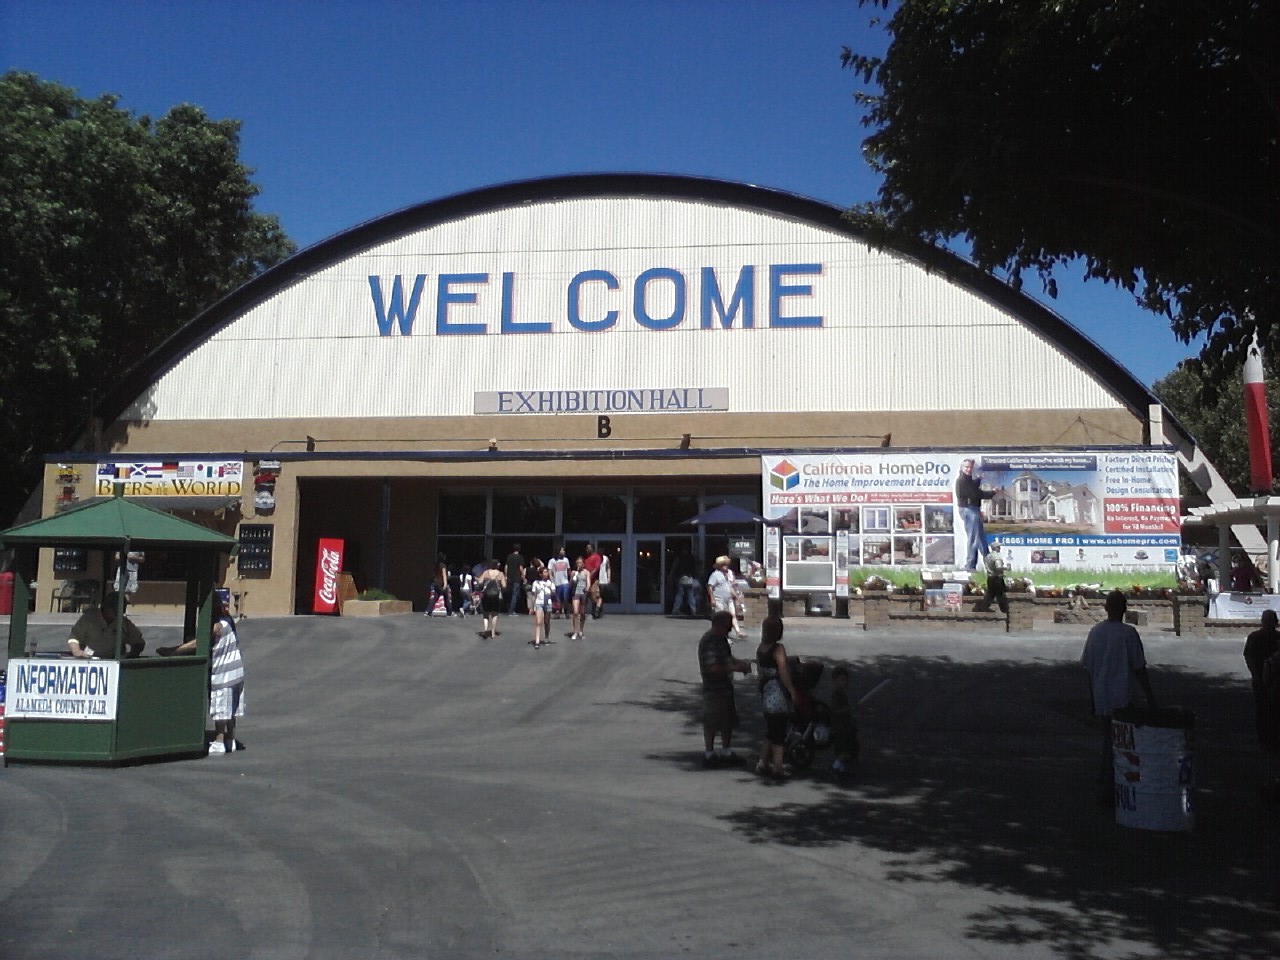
1183;497;1280;593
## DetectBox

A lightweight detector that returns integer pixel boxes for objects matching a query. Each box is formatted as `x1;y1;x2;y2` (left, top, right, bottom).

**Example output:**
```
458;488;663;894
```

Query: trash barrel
0;571;13;615
1111;706;1195;831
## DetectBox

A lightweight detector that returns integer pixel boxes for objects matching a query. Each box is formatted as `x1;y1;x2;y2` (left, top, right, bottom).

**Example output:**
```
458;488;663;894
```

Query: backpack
483;576;502;600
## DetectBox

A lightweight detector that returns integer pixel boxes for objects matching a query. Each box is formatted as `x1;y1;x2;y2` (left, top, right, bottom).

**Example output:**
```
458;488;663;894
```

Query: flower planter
341;599;413;617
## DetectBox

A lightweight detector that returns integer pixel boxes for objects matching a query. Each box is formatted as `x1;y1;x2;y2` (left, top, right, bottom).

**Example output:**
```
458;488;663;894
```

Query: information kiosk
1;495;235;765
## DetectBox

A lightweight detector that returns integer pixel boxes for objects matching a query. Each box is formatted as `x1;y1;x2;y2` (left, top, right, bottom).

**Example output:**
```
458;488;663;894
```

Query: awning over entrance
1;495;238;551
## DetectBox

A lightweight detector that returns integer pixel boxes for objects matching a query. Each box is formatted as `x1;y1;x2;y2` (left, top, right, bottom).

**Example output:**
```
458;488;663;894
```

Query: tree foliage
1153;359;1279;498
843;1;1278;376
0;71;294;523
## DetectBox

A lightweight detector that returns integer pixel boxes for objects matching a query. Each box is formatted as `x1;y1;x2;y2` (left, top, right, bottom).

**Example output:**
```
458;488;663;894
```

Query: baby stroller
782;659;832;771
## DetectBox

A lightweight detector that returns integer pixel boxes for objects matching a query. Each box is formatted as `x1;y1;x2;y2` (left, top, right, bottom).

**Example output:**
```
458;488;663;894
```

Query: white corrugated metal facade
61;175;1240;618
124;196;1123;422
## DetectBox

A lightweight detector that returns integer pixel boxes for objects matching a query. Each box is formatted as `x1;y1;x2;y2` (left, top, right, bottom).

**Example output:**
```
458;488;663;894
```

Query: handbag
761;676;790;715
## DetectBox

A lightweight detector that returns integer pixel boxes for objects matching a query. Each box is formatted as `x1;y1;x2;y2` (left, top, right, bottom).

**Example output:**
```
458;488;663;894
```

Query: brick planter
863;591;1005;631
1004;595;1175;632
862;591;891;630
1170;594;1246;636
341;599;413;617
1006;594;1035;633
741;588;769;623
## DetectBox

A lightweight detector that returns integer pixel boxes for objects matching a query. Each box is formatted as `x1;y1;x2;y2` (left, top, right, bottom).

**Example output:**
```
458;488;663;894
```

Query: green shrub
356;588;398;602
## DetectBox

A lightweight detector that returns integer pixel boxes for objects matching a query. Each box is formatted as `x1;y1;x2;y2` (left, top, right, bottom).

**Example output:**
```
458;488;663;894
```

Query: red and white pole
1244;333;1272;495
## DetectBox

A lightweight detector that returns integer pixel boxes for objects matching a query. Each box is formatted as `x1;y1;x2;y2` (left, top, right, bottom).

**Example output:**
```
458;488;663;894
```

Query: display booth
1;495;235;765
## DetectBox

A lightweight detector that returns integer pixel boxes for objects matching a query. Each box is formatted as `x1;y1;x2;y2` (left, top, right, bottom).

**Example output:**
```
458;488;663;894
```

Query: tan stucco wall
101;407;1143;455
36;404;1146;616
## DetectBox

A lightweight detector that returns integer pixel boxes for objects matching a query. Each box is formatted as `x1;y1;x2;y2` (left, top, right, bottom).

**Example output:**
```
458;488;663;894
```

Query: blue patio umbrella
681;503;778;526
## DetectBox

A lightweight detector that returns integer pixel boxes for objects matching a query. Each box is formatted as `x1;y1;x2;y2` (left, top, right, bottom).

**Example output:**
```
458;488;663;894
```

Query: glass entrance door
632;539;663;613
564;534;697;613
631;534;696;614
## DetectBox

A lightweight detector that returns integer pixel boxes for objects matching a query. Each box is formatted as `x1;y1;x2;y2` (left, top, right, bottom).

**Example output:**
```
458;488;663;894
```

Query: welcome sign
368;263;824;336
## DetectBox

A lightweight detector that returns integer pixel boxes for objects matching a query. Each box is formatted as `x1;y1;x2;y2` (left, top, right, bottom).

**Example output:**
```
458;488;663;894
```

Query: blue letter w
368;275;426;336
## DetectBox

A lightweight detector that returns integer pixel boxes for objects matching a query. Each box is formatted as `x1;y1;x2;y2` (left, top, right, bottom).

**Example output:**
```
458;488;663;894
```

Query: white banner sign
762;450;1180;587
95;461;243;498
1209;592;1280;620
5;659;120;721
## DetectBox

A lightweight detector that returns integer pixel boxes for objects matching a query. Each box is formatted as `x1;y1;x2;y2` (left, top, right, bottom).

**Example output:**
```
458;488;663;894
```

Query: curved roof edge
99;172;1179;441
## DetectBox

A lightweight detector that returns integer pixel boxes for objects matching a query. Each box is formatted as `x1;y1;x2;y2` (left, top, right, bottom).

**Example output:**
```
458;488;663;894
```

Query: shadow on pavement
643;653;1280;959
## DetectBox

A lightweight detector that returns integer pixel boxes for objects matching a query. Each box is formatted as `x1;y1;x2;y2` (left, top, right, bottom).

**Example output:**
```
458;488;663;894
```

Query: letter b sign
597;415;612;439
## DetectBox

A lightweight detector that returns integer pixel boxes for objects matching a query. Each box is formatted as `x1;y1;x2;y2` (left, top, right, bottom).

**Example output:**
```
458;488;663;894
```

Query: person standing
476;560;506;639
583;543;603;617
528;566;555;648
593;551;611;619
447;564;465;617
156;596;246;753
206;596;246;755
754;615;796;781
1082;590;1156;806
1244;609;1280;753
570;556;591;640
583;543;602;582
1231;553;1262;592
669;546;700;617
955;457;994;571
505;543;526;616
525;555;546;612
549;545;572;619
457;565;475;616
113;549;145;597
698;610;752;768
707;556;744;640
426;552;450;617
976;542;1009;614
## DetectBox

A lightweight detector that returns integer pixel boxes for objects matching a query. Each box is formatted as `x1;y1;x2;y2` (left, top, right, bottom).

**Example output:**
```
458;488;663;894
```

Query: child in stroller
782;658;833;771
779;659;864;774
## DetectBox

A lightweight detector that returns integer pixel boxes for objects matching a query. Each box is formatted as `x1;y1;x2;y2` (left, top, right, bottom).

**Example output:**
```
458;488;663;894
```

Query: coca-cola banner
313;538;345;614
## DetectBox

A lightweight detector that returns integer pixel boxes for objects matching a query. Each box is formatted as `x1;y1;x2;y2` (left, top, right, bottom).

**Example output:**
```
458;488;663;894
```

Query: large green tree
0;71;294;523
843;1;1278;374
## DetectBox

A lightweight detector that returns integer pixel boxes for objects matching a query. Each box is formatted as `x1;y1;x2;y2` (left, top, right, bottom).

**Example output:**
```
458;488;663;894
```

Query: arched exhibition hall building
31;174;1244;616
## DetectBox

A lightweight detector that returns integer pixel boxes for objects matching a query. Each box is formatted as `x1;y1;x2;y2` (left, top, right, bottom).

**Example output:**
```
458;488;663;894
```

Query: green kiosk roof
0;496;235;551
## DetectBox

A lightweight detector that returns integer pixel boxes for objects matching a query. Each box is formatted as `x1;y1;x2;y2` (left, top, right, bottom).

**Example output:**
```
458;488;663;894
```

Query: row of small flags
96;462;241;481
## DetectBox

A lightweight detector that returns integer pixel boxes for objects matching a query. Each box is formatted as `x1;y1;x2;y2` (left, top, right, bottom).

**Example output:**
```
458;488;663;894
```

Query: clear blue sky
1;0;1200;387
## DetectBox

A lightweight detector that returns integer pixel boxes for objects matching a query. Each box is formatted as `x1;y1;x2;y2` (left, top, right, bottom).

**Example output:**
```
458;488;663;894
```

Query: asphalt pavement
0;611;1277;960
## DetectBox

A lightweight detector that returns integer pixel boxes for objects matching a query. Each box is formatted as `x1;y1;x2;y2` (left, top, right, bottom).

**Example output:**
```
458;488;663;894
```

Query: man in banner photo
955;458;995;571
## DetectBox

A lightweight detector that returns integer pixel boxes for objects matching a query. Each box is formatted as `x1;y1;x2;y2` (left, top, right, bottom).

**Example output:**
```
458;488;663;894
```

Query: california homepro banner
761;450;1179;592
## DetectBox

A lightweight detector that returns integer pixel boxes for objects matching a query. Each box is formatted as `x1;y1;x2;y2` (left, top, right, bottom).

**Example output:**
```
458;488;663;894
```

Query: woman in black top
755;615;797;781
